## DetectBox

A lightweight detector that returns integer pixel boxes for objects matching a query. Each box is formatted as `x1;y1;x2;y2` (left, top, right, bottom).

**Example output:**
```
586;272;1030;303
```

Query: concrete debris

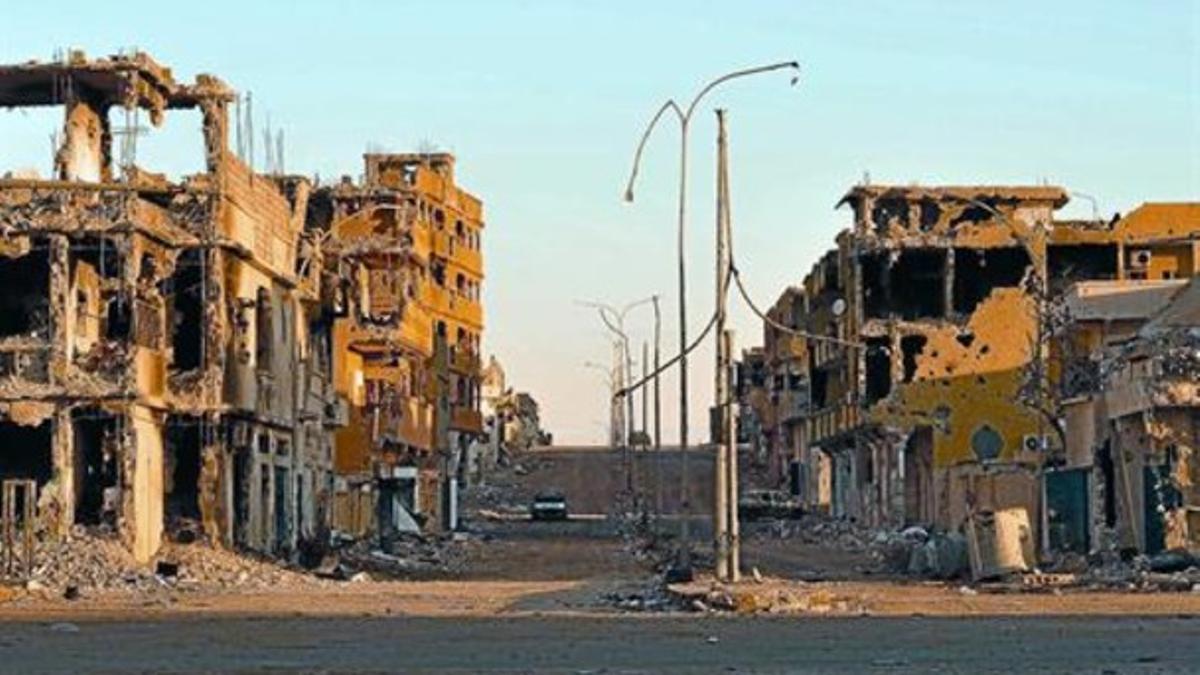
693;583;863;615
324;532;474;580
603;584;674;613
25;528;323;594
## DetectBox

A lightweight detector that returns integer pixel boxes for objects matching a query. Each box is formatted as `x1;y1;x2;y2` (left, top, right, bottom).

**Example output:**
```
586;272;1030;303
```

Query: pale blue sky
3;2;1198;443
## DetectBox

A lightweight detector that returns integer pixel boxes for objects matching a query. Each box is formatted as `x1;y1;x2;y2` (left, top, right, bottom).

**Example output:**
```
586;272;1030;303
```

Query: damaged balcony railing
1;479;36;581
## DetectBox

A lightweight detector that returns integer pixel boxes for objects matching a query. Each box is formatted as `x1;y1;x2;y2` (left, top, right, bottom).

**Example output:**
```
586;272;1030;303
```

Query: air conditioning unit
1128;249;1152;270
1022;434;1048;453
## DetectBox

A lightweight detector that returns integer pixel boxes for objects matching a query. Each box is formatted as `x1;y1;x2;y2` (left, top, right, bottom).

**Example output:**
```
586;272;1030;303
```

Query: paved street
4;614;1198;673
4;446;1199;673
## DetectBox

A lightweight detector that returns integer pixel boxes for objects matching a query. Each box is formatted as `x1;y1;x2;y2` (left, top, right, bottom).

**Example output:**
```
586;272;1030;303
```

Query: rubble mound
328;532;475;580
25;527;323;595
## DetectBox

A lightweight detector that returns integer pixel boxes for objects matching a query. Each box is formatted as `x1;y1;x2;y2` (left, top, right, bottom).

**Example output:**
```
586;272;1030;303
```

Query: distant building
311;153;487;536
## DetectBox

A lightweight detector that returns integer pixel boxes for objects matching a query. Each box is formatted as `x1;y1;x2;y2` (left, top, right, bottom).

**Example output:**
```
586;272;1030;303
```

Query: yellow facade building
315;153;485;535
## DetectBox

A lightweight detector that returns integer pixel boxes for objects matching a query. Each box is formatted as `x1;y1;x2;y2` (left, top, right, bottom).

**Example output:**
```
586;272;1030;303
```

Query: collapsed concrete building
0;51;342;563
746;186;1199;556
1059;275;1200;554
307;152;486;538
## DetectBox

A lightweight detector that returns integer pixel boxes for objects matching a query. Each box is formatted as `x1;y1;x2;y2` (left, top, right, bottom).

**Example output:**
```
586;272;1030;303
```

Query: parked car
738;489;804;521
530;491;568;521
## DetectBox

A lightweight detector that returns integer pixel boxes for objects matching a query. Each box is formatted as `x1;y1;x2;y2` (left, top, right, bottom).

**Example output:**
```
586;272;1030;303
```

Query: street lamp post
623;61;799;572
579;297;657;502
584;360;619;447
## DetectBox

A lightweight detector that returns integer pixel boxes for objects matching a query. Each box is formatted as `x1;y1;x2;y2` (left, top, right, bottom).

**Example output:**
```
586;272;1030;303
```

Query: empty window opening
233;446;252;547
891;249;946;319
72;409;120;526
431;257;446;287
1047;244;1118;295
308;316;332;377
72;236;127;342
106;106;207;181
104;291;131;341
164;416;202;531
164;249;205;370
900;335;928;383
274;466;291;554
952;246;1030;315
811;367;830;410
0;421;52;486
0;245;51;339
948;204;993;228
821;256;840;292
917;199;941;232
71;236;123;281
860;253;889;319
864;337;892;405
871;199;910;235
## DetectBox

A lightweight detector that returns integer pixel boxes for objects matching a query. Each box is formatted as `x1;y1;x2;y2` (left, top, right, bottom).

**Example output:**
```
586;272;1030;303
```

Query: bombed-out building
309;152;486;538
0;51;341;564
1055;224;1200;555
752;185;1199;556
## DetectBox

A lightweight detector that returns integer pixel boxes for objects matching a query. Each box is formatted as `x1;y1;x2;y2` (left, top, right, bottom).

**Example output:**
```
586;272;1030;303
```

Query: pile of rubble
1069;548;1200;593
683;580;864;616
21;526;324;597
320;531;476;581
869;526;969;580
759;515;876;552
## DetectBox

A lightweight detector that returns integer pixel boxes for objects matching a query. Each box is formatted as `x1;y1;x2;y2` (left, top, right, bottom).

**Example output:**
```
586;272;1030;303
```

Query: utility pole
652;296;663;526
723;328;740;579
713;109;739;582
623;61;799;577
584;360;618;448
577;297;656;507
641;342;649;443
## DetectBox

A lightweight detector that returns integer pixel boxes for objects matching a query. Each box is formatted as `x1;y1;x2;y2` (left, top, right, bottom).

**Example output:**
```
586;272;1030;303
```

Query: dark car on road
530;491;568;521
738;489;804;521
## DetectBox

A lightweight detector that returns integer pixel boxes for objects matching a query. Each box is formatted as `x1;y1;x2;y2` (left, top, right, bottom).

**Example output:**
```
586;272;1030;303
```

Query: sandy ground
6;447;1200;623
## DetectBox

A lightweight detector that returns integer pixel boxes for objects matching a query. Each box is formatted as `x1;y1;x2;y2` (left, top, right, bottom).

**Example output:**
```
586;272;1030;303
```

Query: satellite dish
831;298;847;317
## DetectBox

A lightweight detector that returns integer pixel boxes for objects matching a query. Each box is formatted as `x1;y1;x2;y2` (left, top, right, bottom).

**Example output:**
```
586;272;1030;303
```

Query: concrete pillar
51;408;74;536
129;405;164;564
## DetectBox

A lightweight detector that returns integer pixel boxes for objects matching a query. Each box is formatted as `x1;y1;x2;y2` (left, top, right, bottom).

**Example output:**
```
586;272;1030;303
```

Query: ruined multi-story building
0;51;341;563
310;152;485;537
1054;215;1200;555
754;185;1199;555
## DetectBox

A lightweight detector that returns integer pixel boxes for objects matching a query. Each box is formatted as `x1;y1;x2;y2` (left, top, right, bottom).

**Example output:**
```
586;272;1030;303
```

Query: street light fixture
578;297;658;510
584;360;619;447
622;61;800;571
